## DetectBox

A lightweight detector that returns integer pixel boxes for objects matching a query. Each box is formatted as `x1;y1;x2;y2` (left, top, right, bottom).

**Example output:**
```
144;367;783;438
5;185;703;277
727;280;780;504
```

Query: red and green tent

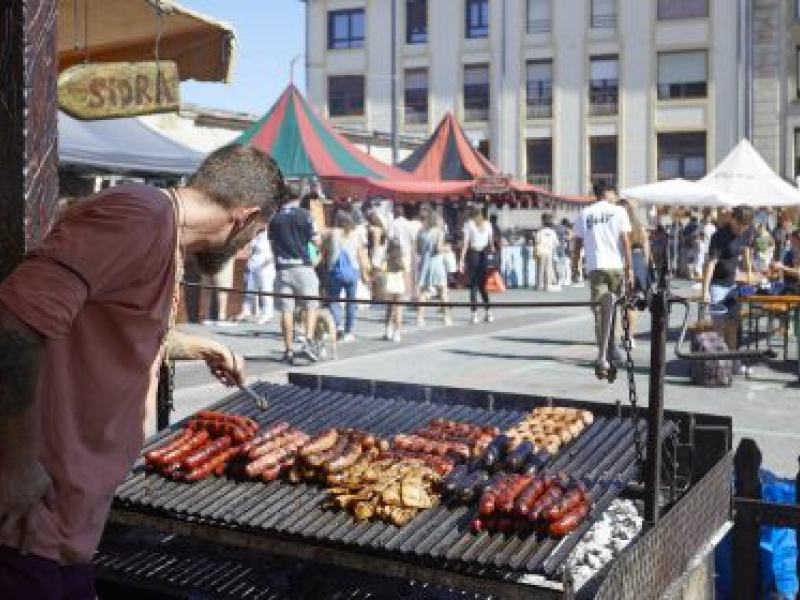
236;84;415;180
398;112;500;181
236;85;477;200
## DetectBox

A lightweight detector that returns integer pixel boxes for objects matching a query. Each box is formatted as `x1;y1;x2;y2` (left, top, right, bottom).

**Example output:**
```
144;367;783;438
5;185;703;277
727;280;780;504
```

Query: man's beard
194;220;261;276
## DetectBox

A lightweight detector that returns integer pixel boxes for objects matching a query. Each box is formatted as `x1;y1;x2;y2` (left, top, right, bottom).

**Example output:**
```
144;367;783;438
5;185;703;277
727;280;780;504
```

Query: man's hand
203;347;245;387
0;458;55;553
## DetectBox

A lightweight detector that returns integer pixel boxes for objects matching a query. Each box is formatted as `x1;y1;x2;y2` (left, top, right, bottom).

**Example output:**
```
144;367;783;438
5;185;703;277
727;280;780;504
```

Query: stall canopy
59;111;203;174
623;139;800;208
236;85;484;200
699;139;800;207
622;178;736;208
398;113;499;181
58;0;235;83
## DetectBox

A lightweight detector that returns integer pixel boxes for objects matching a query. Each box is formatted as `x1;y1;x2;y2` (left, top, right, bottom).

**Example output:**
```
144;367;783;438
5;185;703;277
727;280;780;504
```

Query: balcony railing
526;100;553;119
589;80;618;116
527;18;551;34
591;13;617;28
527;174;552;190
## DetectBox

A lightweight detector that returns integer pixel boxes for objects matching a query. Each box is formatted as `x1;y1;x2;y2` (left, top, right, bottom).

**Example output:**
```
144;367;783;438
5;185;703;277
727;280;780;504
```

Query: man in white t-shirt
534;214;560;291
573;182;633;367
389;203;422;298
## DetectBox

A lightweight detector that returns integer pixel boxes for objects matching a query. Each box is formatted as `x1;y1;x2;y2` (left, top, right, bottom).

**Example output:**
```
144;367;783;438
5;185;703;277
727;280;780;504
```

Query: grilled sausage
182;436;232;470
505;441;535;473
245;436;307;478
161;462;183;480
238;421;291;455
513;477;548;517
324;441;363;473
299;428;339;457
195;411;258;434
545;485;587;521
184;447;235;482
496;475;534;513
145;428;193;464
248;429;304;460
158;430;210;465
548;501;590;536
442;464;469;496
453;469;489;503
480;435;507;472
529;485;564;520
189;417;251;443
479;474;518;516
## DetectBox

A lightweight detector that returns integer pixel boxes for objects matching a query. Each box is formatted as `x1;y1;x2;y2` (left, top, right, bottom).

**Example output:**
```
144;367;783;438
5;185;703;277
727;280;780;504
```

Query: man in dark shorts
269;194;322;364
702;205;755;371
0;144;286;599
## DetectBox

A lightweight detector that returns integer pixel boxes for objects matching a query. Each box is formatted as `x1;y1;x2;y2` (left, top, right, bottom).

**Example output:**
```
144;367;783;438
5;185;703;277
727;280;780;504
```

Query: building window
328;9;365;50
657;51;708;100
464;64;490;121
328;75;365;117
526;60;553;119
589;56;618;116
657;0;708;20
591;0;617;29
404;68;428;125
590;136;618;189
797;47;800;97
527;0;551;34
478;140;491;161
794;130;800;178
526;138;553;190
657;132;707;180
466;0;489;39
406;0;427;44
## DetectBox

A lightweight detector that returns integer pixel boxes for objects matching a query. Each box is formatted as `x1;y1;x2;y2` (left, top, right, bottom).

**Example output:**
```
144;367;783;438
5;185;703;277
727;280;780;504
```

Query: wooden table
739;294;800;380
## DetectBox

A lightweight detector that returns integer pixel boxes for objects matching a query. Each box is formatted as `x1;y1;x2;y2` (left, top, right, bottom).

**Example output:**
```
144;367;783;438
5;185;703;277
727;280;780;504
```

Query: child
383;239;406;342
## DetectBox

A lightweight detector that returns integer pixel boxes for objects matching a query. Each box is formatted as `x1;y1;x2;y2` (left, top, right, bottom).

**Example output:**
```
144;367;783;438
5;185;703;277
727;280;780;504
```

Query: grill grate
114;383;670;585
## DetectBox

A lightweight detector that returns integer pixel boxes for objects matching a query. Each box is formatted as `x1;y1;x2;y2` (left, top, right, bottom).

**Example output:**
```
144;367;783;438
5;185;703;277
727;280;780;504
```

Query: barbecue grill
101;374;732;599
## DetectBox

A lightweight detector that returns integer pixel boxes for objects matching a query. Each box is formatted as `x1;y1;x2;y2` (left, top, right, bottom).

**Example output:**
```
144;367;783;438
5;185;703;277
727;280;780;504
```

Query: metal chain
620;286;646;468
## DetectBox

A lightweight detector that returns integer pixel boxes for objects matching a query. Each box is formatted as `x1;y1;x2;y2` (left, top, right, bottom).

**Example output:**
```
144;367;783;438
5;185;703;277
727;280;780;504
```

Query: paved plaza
172;281;800;476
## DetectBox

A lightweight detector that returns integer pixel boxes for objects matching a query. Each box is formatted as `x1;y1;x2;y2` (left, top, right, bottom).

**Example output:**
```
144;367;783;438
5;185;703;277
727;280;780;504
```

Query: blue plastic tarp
58;112;203;175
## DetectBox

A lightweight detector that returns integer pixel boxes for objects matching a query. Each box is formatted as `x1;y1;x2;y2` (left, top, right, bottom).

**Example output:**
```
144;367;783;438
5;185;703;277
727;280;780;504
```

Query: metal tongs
238;382;268;410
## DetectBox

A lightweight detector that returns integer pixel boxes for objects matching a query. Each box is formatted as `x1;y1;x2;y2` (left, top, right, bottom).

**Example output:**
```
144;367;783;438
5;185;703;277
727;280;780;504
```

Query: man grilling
0;144;286;598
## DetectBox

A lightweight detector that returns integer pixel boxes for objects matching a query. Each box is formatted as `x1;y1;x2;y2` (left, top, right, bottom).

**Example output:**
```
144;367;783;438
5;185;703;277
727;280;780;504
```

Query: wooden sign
58;61;180;120
474;175;511;195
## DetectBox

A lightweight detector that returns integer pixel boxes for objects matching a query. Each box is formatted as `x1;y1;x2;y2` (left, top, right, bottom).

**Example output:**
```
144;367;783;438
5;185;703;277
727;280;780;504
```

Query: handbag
484;267;506;293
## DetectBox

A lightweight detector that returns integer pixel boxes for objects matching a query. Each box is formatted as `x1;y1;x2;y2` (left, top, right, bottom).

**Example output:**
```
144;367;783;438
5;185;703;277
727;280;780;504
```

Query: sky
178;1;306;116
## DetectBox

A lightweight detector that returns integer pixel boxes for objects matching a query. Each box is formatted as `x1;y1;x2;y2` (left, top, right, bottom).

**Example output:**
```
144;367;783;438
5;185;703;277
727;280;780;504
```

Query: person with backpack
324;211;369;342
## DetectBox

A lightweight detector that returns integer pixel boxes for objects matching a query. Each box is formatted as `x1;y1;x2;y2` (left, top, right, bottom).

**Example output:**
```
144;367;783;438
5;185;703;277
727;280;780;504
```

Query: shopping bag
484;267;506;293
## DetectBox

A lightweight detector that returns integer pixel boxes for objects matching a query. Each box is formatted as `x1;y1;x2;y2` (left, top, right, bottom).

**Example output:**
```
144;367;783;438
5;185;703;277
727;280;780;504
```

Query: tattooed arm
165;330;245;387
0;302;55;552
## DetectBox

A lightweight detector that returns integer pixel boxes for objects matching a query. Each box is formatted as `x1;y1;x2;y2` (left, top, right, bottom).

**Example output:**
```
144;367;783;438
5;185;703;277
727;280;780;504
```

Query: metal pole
390;0;399;164
645;269;669;523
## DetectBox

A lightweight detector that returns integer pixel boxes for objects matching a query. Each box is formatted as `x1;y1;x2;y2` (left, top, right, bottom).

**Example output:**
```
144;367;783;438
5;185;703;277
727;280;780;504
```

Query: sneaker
471;312;480;325
298;341;320;362
443;316;454;326
392;332;402;343
548;285;562;292
256;314;273;325
484;311;494;323
416;318;426;327
738;364;753;376
341;333;355;343
384;327;395;341
282;350;294;365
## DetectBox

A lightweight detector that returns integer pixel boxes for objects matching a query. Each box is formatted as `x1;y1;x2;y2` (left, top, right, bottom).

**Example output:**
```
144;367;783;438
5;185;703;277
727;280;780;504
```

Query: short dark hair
731;205;755;227
593;181;616;200
188;144;287;217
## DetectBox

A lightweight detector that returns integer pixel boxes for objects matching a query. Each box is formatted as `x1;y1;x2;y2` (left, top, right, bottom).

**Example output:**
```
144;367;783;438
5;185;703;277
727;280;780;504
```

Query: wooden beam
0;0;59;280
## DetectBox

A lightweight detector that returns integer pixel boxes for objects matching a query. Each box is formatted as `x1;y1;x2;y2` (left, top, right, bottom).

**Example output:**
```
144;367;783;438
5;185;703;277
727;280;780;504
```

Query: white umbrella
621;178;736;207
700;139;800;207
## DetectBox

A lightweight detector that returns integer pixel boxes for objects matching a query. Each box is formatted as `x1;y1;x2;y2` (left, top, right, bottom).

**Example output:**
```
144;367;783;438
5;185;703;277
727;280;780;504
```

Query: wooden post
733;438;762;600
0;0;59;279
